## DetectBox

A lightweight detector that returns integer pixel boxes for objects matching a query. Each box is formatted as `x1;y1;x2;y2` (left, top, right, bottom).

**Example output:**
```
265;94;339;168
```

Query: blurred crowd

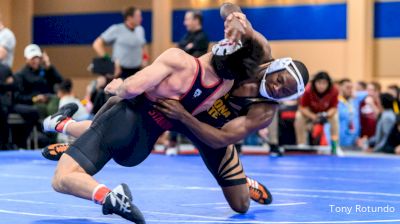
1;6;399;156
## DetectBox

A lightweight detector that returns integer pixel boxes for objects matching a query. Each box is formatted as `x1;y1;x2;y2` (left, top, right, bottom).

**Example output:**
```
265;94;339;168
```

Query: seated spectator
366;93;396;153
355;81;367;92
0;63;15;149
359;82;381;139
295;71;339;147
9;44;63;147
14;44;63;118
338;79;367;148
381;116;400;155
56;79;89;121
387;85;399;115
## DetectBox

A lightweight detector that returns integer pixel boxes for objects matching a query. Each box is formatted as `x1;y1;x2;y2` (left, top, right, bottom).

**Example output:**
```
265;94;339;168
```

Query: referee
93;6;149;79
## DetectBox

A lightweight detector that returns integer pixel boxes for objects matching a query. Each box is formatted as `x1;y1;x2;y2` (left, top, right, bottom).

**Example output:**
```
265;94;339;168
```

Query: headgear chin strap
259;57;305;102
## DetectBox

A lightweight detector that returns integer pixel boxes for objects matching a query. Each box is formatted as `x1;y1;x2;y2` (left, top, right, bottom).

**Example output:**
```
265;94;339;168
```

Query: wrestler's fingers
237;18;248;29
226;13;234;21
153;105;170;115
232;12;246;20
157;99;172;108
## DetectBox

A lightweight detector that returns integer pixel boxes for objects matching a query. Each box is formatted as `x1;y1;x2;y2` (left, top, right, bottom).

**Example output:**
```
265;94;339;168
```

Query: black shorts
173;124;247;187
66;94;246;187
66;95;169;175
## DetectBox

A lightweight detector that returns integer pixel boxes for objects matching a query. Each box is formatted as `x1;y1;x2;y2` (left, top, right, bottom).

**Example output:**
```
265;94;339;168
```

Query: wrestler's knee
229;194;250;214
52;154;83;193
51;171;64;193
223;184;250;214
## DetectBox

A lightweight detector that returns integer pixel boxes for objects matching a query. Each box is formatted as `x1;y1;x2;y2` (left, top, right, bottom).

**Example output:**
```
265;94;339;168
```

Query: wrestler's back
145;50;233;115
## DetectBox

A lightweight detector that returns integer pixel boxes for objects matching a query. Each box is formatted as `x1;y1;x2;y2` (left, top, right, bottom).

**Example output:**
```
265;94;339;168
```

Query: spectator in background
0;63;15;149
359;82;381;139
178;10;209;57
56;79;89;121
366;93;396;153
355;81;367;92
387;85;400;115
9;44;62;147
381;116;400;155
0;13;16;67
295;71;339;146
92;6;149;79
337;79;367;148
14;44;63;118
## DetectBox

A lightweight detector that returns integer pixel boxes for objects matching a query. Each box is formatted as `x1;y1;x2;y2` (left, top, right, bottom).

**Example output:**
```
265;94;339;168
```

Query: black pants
10;104;40;148
120;67;141;80
0;106;9;148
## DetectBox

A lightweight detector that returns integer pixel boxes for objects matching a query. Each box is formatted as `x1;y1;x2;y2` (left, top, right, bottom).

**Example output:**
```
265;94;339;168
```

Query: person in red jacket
295;71;339;146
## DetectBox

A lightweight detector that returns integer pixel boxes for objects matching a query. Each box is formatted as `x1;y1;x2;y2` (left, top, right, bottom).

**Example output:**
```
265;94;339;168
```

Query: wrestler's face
263;69;298;99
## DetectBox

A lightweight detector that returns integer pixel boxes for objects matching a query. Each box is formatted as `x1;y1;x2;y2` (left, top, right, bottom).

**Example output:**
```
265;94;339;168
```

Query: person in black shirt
177;10;209;57
0;63;14;149
14;44;63;118
9;44;62;147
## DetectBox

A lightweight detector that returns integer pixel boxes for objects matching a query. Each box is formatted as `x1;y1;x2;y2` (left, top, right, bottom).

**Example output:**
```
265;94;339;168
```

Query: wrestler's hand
105;78;123;95
155;99;190;120
225;12;253;42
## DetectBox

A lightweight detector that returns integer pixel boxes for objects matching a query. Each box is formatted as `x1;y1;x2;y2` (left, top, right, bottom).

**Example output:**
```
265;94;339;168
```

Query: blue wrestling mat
0;150;399;223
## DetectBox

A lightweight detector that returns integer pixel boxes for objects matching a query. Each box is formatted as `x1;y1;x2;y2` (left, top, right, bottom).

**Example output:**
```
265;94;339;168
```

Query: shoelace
53;144;69;153
249;186;263;200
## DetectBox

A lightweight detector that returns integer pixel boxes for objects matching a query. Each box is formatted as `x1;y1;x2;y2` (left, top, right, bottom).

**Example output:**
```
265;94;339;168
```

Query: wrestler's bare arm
114;48;187;99
184;103;278;148
157;100;278;148
222;4;272;62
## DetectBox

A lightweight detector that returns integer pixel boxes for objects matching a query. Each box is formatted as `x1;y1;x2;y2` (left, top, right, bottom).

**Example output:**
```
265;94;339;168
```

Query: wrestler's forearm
251;31;272;62
179;113;236;148
221;3;272;61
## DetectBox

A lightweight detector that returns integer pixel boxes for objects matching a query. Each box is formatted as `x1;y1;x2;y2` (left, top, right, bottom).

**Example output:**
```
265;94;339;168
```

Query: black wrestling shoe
269;144;283;157
103;183;146;224
43;103;79;133
247;176;273;205
42;143;70;161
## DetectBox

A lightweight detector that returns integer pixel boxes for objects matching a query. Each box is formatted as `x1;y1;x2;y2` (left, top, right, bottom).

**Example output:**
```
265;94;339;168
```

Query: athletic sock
56;118;76;134
92;184;111;205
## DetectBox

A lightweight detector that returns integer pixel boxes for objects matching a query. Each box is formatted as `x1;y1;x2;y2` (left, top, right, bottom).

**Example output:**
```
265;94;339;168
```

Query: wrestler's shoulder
159;48;195;68
161;48;190;59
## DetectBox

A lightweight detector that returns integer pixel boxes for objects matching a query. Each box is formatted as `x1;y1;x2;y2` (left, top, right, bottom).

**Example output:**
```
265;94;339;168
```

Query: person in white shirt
0;13;16;67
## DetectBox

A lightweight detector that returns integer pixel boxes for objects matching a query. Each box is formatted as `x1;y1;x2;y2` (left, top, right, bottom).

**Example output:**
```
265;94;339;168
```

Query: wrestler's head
210;39;264;80
257;58;309;102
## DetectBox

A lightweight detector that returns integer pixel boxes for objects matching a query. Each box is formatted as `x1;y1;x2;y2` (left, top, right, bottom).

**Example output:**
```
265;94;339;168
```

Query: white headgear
259;57;305;102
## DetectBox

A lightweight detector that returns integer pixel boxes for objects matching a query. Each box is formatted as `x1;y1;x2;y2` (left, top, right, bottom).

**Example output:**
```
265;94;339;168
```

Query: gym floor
0;150;399;223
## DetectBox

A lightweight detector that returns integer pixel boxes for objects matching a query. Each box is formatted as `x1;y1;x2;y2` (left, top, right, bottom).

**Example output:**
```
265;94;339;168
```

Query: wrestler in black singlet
66;58;223;175
173;92;278;187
